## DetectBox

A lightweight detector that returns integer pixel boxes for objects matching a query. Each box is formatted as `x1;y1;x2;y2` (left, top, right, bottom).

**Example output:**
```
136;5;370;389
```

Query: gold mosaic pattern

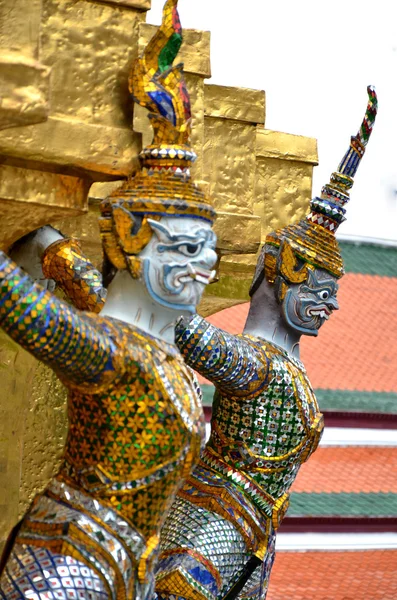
0;252;205;595
266;219;344;281
42;238;106;313
130;0;190;147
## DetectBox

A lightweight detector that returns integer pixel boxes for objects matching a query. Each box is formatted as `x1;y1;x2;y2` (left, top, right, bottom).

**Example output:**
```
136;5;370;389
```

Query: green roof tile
201;385;397;414
289;492;397;517
340;241;397;278
315;389;397;414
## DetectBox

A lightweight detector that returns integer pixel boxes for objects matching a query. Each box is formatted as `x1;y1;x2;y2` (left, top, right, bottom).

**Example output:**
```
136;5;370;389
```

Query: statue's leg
156;495;249;600
236;531;276;600
156;493;277;600
0;483;149;600
0;543;110;599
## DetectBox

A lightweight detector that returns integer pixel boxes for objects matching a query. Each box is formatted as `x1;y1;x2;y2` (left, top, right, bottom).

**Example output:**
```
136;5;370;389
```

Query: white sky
147;0;397;241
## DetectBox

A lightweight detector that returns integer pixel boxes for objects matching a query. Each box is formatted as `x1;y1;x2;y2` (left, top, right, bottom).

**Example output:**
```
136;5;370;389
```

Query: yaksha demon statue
155;88;378;600
0;1;217;599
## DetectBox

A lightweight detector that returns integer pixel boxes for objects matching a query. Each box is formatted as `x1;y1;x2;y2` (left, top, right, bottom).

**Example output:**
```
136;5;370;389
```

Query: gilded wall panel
0;53;51;131
0;0;42;58
41;0;145;129
0;118;141;178
204;84;265;125
203;118;257;215
255;128;318;241
0;0;146;178
18;364;67;517
185;71;205;184
202;128;318;312
0;333;38;542
0;332;67;547
254;158;316;239
0;165;89;249
88;0;151;9
0;0;51;130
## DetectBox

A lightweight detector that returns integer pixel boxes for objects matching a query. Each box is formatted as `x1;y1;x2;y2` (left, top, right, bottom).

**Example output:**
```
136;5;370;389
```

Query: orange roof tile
207;303;248;334
267;550;397;599
206;273;397;393
291;447;397;494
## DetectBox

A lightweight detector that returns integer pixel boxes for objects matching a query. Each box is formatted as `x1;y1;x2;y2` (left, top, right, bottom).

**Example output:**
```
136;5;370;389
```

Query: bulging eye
318;290;330;300
178;243;203;257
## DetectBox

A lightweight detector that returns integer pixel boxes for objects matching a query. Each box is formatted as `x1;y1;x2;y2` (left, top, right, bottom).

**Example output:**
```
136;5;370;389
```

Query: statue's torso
157;337;323;600
60;316;204;529
206;337;323;504
8;317;205;600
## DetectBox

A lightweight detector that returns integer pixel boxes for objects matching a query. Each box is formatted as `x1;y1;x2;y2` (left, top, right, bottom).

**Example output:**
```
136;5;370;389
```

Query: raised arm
175;314;270;397
42;238;106;313
0;251;121;390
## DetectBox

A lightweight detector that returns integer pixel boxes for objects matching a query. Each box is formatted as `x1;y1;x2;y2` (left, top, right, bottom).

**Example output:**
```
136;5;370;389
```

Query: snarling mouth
307;306;332;320
186;263;216;284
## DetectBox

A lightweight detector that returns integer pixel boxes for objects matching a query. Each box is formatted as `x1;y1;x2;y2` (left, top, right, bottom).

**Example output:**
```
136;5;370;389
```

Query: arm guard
42;238;106;313
175;315;270;397
0;252;120;391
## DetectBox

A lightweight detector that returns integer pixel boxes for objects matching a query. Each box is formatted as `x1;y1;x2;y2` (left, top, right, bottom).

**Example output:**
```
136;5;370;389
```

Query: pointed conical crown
265;87;378;282
99;0;215;270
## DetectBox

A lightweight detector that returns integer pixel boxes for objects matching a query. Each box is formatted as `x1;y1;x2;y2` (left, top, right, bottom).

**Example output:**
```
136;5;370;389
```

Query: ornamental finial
129;0;196;176
308;86;378;233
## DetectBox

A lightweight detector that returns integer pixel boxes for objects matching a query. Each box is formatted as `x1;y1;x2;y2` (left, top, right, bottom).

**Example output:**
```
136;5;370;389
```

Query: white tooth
195;275;208;284
187;263;197;279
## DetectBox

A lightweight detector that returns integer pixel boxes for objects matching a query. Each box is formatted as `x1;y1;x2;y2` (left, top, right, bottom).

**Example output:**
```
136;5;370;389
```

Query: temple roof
267;549;397;600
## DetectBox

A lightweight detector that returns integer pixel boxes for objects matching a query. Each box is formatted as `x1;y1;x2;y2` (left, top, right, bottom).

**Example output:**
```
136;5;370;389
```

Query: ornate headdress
263;86;378;286
99;0;216;273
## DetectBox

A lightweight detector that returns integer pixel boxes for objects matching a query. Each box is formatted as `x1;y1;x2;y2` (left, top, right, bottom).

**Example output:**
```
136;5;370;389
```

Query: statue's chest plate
65;330;204;486
153;357;203;434
214;354;319;460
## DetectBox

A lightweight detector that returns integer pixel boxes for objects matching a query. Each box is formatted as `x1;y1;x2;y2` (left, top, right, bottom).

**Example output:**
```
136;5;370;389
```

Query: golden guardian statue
0;2;216;599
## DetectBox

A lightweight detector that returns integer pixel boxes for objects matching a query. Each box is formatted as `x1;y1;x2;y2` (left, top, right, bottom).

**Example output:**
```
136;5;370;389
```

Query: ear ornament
278;240;308;285
112;205;160;256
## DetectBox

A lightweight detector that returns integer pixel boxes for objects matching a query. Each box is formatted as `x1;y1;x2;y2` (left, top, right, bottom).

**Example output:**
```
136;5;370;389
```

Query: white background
148;0;397;241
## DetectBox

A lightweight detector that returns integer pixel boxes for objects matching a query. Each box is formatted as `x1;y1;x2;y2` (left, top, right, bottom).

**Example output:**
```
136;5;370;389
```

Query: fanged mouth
186;263;216;284
307;307;331;320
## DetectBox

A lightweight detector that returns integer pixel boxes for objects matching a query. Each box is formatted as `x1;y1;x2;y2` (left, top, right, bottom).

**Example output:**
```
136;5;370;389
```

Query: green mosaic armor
156;315;324;600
